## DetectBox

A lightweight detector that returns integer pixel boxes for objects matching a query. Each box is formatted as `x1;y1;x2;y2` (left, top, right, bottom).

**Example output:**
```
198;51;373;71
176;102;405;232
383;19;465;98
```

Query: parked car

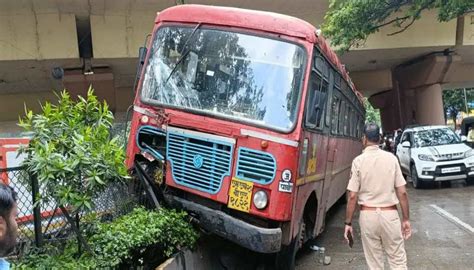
396;125;474;188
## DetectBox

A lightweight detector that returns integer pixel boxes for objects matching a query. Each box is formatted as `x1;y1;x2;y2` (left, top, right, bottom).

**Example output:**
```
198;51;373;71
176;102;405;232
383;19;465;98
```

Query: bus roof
157;5;317;42
155;5;362;103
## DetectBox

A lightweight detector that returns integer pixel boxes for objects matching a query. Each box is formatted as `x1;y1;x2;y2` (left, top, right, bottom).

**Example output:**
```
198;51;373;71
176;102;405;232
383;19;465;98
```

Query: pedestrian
455;125;461;137
468;127;474;142
344;123;411;270
0;183;18;270
393;128;403;154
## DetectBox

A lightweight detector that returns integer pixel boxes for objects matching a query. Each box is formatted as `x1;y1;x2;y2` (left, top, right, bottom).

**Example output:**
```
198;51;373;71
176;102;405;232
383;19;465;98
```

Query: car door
397;132;411;171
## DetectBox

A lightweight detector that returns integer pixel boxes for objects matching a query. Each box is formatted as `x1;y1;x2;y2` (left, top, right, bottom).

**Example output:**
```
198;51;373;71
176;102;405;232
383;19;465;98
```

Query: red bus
126;5;365;269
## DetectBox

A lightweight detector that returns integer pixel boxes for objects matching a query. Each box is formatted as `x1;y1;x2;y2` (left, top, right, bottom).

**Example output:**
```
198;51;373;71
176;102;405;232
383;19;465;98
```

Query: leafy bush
18;88;128;211
14;208;199;269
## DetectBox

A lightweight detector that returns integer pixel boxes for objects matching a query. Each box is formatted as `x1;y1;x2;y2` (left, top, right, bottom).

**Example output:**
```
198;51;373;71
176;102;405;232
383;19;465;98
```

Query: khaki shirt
347;145;406;207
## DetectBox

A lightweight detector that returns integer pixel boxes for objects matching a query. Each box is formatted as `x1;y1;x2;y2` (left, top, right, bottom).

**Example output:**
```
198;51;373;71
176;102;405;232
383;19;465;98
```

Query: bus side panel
327;138;363;209
291;180;324;241
327;138;351;209
291;131;329;241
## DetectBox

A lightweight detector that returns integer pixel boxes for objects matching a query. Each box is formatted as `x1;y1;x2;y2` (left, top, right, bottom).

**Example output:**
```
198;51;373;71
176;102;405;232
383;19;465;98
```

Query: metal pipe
31;173;43;248
464;88;469;116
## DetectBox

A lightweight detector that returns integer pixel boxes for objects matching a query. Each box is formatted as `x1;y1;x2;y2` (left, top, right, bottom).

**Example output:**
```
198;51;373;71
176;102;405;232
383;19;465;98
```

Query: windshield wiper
163;23;202;86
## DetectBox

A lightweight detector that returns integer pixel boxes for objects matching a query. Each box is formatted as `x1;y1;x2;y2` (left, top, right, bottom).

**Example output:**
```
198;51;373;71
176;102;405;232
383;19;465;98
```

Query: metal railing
0;166;154;257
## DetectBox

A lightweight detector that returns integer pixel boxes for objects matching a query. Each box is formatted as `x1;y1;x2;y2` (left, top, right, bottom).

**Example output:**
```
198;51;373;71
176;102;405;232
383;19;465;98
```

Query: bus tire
274;219;304;270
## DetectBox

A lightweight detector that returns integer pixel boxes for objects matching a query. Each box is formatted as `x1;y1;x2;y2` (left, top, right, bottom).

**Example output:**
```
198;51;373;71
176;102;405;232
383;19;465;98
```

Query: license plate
441;167;461;174
278;181;293;193
228;178;253;213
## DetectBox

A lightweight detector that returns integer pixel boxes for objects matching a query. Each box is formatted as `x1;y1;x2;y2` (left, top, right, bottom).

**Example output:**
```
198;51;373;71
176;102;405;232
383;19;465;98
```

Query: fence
0;166;154;257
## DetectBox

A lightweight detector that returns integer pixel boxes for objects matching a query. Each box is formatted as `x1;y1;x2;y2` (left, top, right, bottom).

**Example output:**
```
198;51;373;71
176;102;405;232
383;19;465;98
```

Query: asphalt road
193;181;474;270
297;181;474;270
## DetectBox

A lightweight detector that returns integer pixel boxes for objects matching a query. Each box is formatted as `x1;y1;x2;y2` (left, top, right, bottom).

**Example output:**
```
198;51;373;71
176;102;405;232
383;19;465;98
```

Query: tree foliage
18;88;128;212
443;88;474;123
323;0;474;51
364;98;381;125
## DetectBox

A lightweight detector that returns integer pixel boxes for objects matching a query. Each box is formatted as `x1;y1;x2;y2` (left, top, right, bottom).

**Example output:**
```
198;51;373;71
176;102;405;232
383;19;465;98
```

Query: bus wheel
274;219;305;270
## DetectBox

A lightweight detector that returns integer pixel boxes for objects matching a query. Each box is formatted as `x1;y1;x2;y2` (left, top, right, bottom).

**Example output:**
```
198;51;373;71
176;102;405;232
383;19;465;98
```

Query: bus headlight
253;190;268;210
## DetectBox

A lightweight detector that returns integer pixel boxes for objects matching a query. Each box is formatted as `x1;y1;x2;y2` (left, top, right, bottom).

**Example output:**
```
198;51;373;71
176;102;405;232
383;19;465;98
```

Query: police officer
0;183;18;270
344;123;411;269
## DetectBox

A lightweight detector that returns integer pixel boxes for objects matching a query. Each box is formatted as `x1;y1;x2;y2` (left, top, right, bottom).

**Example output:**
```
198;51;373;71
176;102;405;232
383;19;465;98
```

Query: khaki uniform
347;145;407;270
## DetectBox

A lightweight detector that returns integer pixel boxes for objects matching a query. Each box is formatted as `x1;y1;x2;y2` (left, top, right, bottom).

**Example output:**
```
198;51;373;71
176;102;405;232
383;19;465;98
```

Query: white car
396;125;474;188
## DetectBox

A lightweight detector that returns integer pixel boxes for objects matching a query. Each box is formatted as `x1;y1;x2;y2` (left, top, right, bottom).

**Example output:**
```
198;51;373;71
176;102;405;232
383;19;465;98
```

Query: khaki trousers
359;209;407;270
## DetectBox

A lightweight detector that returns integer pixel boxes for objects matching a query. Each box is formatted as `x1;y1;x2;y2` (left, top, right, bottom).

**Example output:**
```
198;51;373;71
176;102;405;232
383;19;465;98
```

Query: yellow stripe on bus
295;164;352;186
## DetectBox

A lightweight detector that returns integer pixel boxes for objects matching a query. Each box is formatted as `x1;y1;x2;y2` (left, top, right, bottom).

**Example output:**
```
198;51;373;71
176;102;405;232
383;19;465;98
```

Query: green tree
443;88;474;123
18;88;129;251
323;0;474;51
364;98;381;125
19;88;128;212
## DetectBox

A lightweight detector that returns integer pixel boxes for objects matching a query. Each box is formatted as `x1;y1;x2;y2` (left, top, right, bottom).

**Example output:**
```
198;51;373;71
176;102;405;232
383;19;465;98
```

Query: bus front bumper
165;195;282;253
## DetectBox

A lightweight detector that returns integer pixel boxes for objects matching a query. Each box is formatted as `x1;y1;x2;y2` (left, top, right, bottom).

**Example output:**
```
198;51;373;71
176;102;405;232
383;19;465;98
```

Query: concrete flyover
0;0;473;133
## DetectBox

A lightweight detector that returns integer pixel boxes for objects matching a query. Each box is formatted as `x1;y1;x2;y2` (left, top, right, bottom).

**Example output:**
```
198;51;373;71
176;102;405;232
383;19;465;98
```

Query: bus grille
236;148;276;184
166;131;233;194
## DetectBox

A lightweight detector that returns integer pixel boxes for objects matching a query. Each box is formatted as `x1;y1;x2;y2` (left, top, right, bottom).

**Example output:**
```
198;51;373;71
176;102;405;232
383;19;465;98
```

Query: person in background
393;128;403;154
455;124;461;137
344;123;411;270
468;127;474;142
0;183;18;270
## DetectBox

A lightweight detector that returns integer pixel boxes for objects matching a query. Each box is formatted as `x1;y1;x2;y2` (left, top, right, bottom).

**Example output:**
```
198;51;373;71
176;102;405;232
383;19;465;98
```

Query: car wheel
411;164;422;189
397;158;407;179
467;177;474;186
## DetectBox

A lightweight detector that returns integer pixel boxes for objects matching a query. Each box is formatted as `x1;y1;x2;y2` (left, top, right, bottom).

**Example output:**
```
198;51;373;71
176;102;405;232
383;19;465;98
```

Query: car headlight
418;154;435;161
465;149;474;158
253;190;268;210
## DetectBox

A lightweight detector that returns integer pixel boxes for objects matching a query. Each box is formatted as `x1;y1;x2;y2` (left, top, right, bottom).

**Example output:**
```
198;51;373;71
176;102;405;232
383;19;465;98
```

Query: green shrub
14;208;199;269
18;88;128;211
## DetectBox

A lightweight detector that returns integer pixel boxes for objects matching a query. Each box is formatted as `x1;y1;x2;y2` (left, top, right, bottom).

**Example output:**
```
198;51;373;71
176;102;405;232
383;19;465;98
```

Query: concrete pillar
62;70;116;113
369;90;401;132
414;84;445;125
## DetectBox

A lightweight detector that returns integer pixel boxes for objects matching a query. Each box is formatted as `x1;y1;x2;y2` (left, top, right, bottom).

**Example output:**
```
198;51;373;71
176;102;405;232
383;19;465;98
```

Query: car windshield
413;128;460;147
140;25;306;131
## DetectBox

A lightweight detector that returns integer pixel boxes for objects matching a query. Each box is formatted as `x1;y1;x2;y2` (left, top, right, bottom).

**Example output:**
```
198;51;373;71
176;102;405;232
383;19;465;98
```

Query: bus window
305;72;328;129
331;95;340;134
355;114;360;138
344;102;350;136
334;73;341;89
348;107;354;137
338;99;346;135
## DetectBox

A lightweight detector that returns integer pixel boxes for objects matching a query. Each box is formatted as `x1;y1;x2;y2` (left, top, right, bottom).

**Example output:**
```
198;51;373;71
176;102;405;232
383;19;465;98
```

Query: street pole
464;88;469;116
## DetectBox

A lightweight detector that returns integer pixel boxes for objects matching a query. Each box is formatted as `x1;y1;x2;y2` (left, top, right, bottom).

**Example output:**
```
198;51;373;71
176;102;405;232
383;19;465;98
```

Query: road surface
297;181;474;269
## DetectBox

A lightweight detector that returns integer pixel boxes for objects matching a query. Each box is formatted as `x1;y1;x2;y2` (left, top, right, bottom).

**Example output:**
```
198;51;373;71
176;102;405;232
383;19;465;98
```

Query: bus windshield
140;25;306;131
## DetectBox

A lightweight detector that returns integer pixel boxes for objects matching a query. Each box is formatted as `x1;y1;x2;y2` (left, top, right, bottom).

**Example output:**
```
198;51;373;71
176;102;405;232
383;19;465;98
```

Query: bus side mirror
461;135;467;142
401;141;411;148
137;46;148;75
133;46;148;92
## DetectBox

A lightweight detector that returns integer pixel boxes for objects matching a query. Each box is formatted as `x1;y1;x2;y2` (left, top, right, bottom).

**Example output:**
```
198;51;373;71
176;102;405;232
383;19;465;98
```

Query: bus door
300;52;333;236
314;67;337;234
